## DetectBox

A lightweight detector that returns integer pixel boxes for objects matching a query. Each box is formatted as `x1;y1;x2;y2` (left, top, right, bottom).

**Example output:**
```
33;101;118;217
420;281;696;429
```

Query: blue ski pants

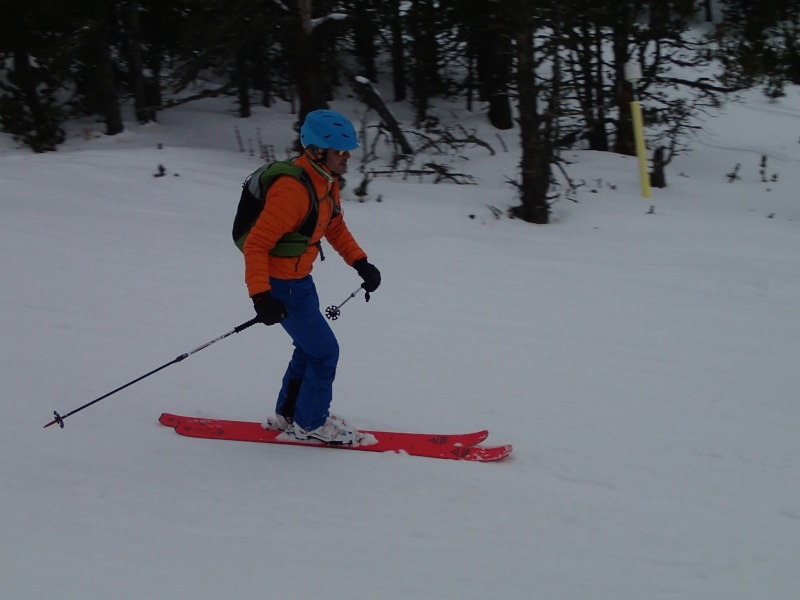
269;276;339;430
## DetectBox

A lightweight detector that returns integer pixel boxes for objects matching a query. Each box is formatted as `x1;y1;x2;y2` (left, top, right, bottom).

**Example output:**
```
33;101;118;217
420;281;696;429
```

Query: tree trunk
147;52;163;113
568;23;609;151
650;146;667;188
236;48;251;118
128;0;153;123
477;24;513;130
407;0;438;124
293;0;328;120
611;11;635;156
94;0;123;135
260;60;273;108
614;81;635;156
703;0;714;22
511;18;550;224
352;2;378;82
387;0;406;101
590;25;609;151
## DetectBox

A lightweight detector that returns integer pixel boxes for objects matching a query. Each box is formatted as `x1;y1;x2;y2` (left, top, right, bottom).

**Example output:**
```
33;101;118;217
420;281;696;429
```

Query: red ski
159;413;512;462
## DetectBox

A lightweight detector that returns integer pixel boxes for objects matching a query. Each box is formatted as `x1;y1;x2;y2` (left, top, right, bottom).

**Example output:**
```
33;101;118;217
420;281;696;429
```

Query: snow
2;89;800;599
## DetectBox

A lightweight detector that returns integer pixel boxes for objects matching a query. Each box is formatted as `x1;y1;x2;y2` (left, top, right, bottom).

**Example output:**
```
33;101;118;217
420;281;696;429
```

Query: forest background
3;0;800;221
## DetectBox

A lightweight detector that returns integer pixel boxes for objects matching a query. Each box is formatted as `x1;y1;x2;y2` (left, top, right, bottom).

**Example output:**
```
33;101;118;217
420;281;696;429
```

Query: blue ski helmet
300;109;360;152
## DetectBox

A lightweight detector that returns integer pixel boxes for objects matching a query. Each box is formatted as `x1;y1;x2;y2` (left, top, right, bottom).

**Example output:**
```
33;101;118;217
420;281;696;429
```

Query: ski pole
325;286;366;321
43;317;260;429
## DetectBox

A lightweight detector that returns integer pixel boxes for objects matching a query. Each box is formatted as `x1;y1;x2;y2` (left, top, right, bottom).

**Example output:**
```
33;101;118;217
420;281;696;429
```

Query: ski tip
483;444;513;462
454;443;513;462
158;413;182;428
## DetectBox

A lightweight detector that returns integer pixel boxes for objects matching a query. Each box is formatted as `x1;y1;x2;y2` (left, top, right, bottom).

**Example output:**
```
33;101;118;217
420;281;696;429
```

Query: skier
242;109;381;445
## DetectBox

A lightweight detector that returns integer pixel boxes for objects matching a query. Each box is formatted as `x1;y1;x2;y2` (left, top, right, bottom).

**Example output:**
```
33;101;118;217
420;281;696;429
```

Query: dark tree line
2;0;798;223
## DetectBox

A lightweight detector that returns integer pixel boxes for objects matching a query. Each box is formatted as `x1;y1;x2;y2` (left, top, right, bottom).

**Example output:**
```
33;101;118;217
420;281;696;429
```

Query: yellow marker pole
625;61;651;203
630;96;651;199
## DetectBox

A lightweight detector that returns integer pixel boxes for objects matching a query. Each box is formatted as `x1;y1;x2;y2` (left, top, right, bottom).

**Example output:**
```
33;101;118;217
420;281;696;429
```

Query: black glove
252;292;287;325
353;258;381;294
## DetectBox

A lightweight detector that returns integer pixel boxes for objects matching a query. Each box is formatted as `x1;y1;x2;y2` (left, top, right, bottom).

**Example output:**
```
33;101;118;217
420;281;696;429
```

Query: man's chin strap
304;148;335;181
304;146;324;163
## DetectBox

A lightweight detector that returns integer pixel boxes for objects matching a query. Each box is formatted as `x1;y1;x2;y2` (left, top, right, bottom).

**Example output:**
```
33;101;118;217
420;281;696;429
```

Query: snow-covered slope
2;92;799;599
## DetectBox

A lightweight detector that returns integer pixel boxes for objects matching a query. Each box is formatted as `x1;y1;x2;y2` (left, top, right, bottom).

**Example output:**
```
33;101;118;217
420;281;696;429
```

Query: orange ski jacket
242;154;366;297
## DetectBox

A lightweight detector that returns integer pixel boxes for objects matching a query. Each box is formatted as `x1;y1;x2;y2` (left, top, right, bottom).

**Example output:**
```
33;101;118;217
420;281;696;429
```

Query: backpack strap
267;167;320;258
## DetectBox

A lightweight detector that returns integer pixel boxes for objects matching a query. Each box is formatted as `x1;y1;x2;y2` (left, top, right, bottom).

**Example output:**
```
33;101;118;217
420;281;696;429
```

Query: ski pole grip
235;317;260;333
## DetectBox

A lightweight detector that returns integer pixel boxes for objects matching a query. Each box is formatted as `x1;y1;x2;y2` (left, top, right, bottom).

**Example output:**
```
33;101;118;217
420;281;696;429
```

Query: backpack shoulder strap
293;168;319;239
255;162;318;228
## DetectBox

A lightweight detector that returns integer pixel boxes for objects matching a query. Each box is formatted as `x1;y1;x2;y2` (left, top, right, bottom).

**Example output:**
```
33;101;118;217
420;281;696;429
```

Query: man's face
323;148;351;175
